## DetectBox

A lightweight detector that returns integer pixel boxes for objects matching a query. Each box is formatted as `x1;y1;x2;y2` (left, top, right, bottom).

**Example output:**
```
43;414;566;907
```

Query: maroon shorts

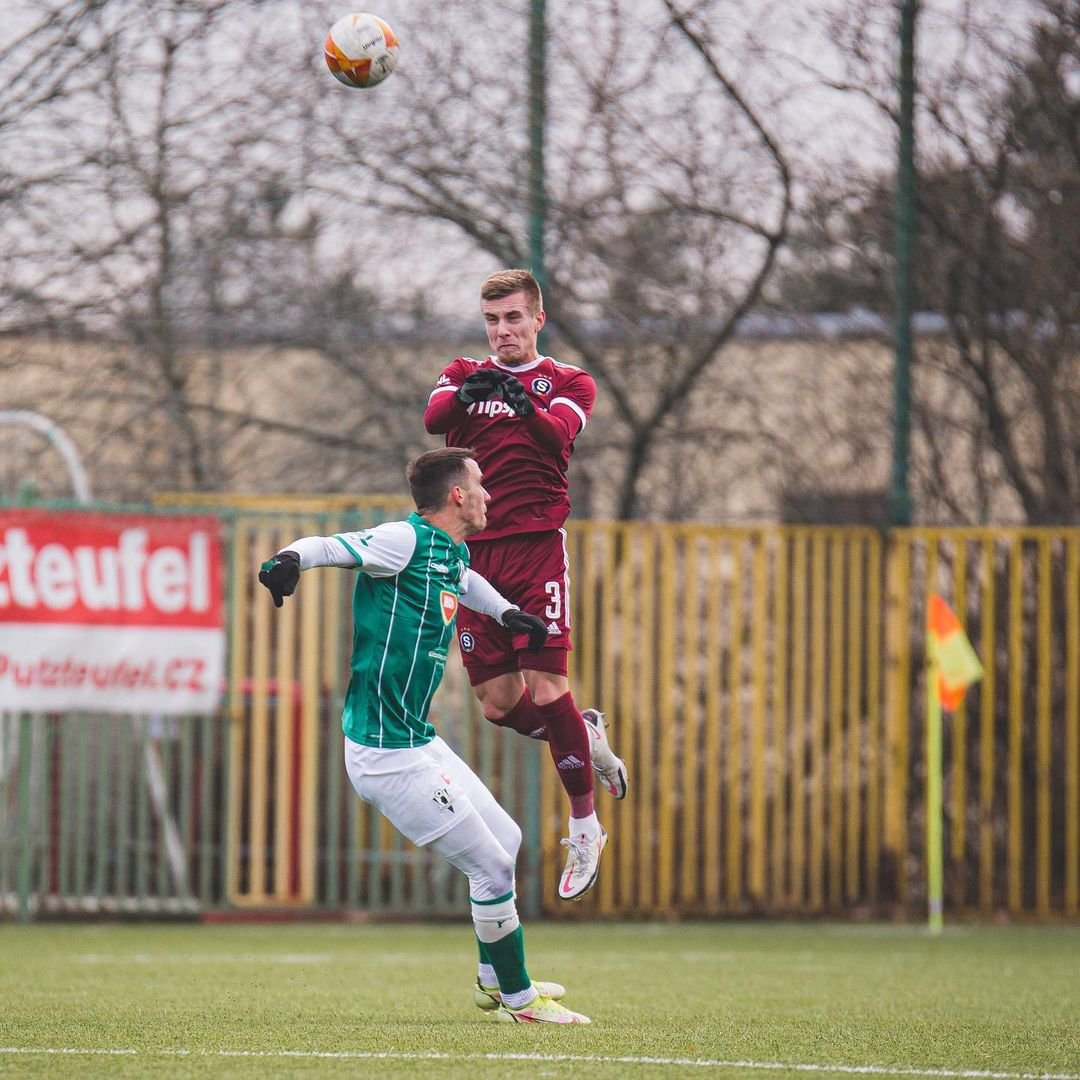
458;530;572;684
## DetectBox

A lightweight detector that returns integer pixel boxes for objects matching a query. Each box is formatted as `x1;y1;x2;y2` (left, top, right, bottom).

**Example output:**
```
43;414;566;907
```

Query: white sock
502;985;539;1009
478;962;498;988
569;813;599;840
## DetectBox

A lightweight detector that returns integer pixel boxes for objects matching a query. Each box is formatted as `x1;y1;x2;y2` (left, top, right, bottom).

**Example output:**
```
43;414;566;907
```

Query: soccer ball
324;12;399;88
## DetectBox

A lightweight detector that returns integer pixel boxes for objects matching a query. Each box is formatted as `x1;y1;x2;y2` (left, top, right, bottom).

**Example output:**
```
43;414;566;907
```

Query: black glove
497;374;534;417
258;550;300;607
456;369;509;406
501;607;549;651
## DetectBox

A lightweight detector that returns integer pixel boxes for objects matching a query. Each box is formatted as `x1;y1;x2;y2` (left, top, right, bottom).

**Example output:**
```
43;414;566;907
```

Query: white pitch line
0;1048;1078;1078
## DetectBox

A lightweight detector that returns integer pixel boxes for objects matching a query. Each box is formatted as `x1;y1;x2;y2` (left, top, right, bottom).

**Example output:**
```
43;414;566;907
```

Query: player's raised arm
258;523;416;606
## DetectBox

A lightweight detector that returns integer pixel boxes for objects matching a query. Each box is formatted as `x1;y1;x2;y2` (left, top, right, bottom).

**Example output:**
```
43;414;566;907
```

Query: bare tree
310;0;794;520
0;0;439;499
768;0;1079;524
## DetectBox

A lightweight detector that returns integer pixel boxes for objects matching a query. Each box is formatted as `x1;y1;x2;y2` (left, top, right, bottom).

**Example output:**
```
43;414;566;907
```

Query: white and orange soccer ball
324;12;399;89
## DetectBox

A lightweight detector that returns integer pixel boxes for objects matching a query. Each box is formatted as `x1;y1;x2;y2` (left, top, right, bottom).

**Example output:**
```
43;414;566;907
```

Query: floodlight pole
890;0;917;527
519;0;547;916
527;0;548;354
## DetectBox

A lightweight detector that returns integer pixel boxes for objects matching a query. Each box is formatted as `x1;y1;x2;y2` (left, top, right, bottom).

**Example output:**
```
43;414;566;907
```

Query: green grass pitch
1;920;1078;1079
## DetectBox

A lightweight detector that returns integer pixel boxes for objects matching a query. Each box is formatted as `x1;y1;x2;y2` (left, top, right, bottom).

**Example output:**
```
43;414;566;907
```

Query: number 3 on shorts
544;581;562;621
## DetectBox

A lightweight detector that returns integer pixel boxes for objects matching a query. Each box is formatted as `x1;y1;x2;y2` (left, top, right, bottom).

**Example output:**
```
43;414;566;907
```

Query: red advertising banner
0;510;225;714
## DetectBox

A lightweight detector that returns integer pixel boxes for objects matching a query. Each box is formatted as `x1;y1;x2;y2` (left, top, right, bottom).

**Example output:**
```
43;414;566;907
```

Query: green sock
477;938;492;966
482;925;531;995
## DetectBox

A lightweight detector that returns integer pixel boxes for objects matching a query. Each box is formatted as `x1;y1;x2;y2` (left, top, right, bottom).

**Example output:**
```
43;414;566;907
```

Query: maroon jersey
424;355;595;541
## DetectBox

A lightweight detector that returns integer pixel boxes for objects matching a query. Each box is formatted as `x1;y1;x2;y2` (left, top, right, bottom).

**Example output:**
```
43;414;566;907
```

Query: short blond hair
480;269;542;314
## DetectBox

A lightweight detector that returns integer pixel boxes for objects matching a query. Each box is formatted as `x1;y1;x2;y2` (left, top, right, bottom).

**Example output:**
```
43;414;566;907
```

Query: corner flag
927;593;983;711
925;593;984;935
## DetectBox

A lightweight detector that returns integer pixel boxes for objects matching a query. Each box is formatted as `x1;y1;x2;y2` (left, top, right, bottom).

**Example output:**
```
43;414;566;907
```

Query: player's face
457;459;491;535
481;291;546;367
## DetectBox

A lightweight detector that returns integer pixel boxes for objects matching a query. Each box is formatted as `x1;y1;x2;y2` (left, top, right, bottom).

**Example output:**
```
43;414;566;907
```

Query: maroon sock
489;686;548;740
535;692;594;816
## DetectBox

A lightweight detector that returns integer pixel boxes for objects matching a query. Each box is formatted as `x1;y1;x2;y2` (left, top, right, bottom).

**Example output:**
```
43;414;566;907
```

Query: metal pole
527;0;548;346
0;410;93;503
16;714;34;922
890;0;917;527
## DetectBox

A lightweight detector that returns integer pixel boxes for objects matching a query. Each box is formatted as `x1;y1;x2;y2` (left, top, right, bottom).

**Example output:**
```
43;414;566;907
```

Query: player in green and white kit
258;448;590;1024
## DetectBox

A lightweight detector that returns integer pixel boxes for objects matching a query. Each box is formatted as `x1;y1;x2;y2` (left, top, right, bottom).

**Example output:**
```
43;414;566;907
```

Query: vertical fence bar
681;532;702;907
884;534;912;903
178;720;194;904
636;528;657;912
789;534;808;906
323;541;344;908
726;536;744;905
274;543;298;902
845;535;864;903
135;720;149;902
809;532;827;910
248;527;274;903
951;538;969;910
1007;536;1024;913
749;533;768;903
656;529;677;913
865;534;882;902
924;537;941;916
94;716;110;902
703;533;722;911
597;524;619;915
299;542;321;906
616;525;638;911
199;714;215;907
770;531;789;906
979;537;997;914
16;714;33;921
1035;537;1052;917
828;532;845;908
1065;536;1079;915
227;519;251;904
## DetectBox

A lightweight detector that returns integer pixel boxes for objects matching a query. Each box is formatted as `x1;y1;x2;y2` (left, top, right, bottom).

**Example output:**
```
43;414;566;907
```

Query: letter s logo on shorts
531;377;552;395
459;630;475;653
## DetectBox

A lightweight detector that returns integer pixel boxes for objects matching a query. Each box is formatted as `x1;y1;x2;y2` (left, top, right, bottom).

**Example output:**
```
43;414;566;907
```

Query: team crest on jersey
531;376;552;395
440;590;458;624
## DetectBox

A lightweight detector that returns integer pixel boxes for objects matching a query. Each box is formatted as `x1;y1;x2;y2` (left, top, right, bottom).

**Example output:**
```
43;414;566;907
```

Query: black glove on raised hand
258;550;301;607
456;369;509;406
497;374;535;417
502;607;550;651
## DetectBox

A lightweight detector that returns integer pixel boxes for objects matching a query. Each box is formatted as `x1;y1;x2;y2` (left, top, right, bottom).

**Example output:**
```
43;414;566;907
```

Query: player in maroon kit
424;269;628;901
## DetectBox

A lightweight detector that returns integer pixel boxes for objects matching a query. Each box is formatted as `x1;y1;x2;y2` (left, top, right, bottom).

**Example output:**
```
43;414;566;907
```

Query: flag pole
926;643;944;935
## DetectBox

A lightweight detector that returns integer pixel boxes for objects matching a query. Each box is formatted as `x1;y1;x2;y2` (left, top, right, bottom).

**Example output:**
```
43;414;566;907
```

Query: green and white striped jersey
287;512;511;748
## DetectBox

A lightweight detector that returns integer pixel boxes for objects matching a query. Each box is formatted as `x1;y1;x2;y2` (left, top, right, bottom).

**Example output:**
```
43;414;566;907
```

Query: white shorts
343;734;494;847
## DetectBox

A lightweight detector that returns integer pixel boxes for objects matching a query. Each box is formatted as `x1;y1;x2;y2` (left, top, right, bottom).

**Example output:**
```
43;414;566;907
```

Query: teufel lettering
0;527;211;615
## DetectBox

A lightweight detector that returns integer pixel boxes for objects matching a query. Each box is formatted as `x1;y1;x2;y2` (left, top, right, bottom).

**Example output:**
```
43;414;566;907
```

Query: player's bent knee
432;815;516;901
475;844;516;901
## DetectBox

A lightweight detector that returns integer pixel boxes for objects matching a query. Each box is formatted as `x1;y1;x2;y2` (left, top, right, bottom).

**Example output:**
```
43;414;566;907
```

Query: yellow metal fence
227;513;1080;921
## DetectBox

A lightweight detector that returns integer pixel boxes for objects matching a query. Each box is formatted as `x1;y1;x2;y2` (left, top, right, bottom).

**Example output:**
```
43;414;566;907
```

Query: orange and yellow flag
927;593;984;711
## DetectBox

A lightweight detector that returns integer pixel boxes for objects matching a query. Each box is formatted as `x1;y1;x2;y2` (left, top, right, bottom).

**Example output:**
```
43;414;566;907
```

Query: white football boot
582;709;628;799
557;826;607;901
